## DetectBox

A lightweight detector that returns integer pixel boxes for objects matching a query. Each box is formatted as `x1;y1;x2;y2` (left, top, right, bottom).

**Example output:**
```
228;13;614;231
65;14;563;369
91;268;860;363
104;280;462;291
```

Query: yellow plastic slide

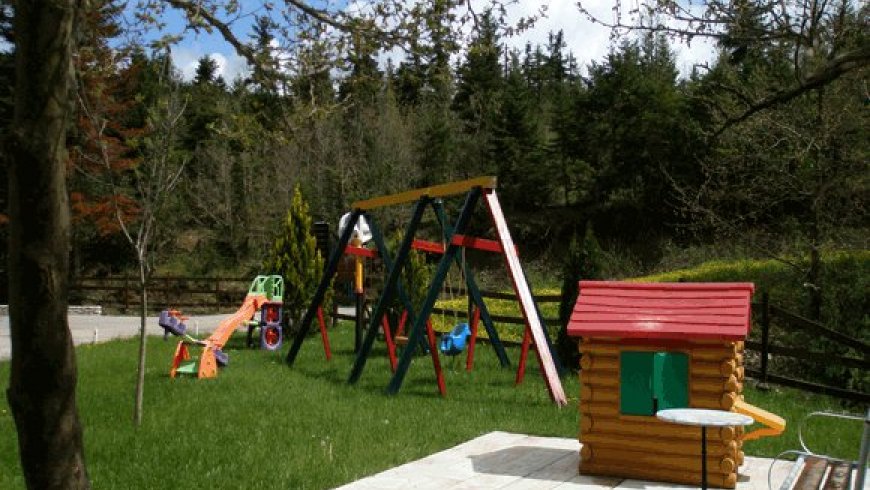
734;399;786;441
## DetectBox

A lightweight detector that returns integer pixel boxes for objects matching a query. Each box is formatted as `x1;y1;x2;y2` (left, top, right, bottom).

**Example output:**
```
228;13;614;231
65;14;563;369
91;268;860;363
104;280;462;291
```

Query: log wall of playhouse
568;281;785;489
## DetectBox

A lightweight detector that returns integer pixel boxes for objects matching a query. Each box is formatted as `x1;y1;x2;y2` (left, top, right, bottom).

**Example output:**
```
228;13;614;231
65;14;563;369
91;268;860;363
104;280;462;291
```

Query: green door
654;352;689;410
620;351;654;415
620;351;689;416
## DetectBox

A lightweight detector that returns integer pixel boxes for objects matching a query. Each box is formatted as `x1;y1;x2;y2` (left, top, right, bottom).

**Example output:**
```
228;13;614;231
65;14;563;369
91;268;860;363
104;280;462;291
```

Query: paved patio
337;431;797;490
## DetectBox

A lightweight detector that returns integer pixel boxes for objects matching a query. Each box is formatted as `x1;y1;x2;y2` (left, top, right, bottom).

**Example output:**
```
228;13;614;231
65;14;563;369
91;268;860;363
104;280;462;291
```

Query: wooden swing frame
285;176;567;406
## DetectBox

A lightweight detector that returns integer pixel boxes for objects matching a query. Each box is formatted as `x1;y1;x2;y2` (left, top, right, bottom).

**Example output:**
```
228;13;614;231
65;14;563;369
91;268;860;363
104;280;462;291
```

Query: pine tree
193;55;218;85
556;225;602;370
453;11;502;130
490;52;547;208
339;30;383;106
264;184;328;329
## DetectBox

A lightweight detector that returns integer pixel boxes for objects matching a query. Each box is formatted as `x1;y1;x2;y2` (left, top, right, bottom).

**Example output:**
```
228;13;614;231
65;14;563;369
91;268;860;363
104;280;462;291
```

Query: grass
0;325;864;489
432;289;560;342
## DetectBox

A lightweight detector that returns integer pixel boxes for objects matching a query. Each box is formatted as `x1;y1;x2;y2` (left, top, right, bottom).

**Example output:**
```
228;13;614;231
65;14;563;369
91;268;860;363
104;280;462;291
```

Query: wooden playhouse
567;281;784;488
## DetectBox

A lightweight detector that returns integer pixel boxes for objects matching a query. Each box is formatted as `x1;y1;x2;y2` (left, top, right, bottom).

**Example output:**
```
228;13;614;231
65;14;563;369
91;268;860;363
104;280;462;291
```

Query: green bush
263;184;329;333
385;230;433;331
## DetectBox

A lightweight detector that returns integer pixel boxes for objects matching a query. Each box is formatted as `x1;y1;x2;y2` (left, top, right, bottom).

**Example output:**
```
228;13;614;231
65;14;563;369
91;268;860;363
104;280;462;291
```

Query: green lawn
0;324;863;489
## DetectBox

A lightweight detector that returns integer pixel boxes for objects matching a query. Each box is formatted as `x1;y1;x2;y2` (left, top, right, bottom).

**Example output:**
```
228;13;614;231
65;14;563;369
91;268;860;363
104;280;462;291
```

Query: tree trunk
133;259;147;426
6;1;90;488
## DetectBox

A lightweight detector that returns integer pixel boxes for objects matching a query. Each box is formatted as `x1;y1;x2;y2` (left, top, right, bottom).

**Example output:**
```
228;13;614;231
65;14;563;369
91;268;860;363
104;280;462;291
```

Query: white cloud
210;51;251;82
500;0;612;70
171;44;250;82
488;0;717;77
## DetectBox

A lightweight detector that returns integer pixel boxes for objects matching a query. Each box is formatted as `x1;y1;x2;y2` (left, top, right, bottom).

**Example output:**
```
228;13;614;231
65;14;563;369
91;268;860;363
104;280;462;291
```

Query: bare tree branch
716;46;869;135
164;0;279;77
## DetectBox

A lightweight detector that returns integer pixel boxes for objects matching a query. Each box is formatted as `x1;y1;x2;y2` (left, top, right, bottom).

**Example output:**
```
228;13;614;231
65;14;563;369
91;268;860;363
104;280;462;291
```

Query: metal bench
775;409;869;490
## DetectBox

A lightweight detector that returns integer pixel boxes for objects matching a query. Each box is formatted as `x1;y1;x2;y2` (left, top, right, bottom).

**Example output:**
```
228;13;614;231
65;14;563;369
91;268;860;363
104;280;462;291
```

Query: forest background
0;0;866;318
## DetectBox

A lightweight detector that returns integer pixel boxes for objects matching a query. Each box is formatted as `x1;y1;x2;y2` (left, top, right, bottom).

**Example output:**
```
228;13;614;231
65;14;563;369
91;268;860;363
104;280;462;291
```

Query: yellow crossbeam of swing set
351;176;497;210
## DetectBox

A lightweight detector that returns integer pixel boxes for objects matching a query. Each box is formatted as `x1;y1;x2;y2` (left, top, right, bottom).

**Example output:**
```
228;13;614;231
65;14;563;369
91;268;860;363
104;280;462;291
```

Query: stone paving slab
337;431;797;490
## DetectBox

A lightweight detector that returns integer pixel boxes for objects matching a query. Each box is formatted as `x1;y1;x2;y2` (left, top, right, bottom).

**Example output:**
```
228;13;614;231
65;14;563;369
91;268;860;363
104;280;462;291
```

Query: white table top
656;408;755;427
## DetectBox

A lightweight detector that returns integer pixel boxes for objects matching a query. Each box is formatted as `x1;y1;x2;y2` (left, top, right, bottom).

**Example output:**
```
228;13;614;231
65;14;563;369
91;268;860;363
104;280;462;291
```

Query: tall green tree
490;51;547;210
556;225;602;369
339;29;383;106
576;0;869;128
192;54;221;86
578;36;697;244
453;10;502;177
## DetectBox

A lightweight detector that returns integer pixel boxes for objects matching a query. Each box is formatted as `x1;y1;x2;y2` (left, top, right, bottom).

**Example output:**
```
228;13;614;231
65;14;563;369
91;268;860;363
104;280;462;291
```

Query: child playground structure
286;176;567;405
159;275;284;379
568;281;785;488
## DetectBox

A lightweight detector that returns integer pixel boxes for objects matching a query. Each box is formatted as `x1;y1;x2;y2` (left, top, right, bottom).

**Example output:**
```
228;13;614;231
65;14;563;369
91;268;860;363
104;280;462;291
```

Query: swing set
286;176;567;406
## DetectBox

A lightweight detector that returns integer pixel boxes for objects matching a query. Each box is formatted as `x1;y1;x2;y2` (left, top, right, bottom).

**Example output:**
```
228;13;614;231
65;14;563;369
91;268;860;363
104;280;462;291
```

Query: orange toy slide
207;295;265;349
734;399;786;441
170;295;266;379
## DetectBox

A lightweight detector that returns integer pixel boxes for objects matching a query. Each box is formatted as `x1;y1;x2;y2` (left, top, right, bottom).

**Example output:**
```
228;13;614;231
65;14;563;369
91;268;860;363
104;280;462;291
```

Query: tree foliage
264;184;327;327
556;225;603;370
577;0;869;129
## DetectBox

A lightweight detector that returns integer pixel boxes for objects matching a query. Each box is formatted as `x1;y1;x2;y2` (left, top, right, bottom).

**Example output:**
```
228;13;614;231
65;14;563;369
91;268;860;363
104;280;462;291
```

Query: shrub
263;184;329;333
385;230;433;331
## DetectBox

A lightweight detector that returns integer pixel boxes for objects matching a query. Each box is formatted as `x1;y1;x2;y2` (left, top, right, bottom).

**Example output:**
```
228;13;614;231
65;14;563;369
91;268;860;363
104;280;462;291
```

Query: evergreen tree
264;184;328;328
244;15;284;128
578;35;696;245
392;54;426;105
556;225;602;370
490;52;547;209
183;54;228;154
339;30;383;106
453;11;503;177
248;15;280;93
293;40;335;107
453;11;502;128
193;55;219;85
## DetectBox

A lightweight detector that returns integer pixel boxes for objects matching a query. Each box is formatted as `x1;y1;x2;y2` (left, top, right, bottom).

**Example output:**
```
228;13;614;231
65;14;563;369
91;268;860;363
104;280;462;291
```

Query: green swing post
366;218;423;349
387;189;481;395
348;198;429;384
286;209;362;366
431;200;510;368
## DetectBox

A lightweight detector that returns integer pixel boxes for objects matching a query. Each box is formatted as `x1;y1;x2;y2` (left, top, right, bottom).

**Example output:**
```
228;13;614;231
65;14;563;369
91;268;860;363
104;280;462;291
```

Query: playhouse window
620;351;688;416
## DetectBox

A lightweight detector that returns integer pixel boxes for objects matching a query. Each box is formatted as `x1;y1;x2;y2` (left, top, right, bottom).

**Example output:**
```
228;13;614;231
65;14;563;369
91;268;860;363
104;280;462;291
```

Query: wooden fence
71;276;868;402
71;276;252;311
747;292;869;403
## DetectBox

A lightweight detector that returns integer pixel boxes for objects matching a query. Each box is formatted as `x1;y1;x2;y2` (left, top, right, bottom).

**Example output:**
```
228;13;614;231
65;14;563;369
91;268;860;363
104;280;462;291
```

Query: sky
159;0;717;82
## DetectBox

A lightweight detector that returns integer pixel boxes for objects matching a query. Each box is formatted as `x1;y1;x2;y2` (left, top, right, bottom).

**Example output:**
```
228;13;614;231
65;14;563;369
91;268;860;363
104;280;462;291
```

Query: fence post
759;291;770;389
123;274;130;313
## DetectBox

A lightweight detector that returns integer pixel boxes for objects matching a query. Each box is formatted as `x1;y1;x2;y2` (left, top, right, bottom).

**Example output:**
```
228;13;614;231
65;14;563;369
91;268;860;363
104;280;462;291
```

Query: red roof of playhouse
567;281;755;341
